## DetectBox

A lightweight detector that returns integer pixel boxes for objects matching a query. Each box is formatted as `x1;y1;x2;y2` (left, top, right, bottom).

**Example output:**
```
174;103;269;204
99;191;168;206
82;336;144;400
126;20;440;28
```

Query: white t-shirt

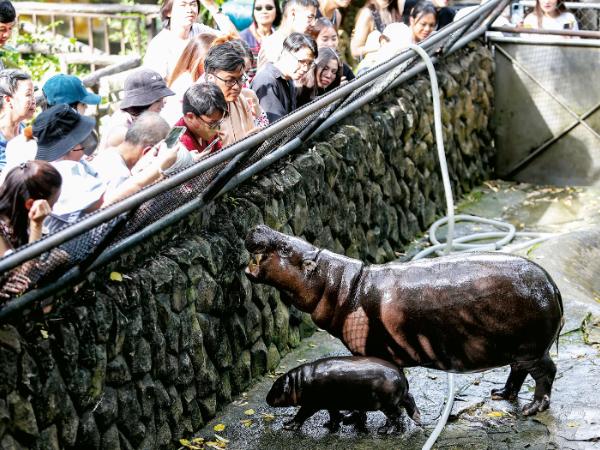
143;23;219;79
91;149;131;199
0;134;38;185
523;12;579;31
46;159;106;234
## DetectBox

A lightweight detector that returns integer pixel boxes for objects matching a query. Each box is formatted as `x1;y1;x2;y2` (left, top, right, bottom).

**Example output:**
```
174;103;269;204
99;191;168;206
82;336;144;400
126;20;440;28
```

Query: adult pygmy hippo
267;356;421;433
245;225;564;416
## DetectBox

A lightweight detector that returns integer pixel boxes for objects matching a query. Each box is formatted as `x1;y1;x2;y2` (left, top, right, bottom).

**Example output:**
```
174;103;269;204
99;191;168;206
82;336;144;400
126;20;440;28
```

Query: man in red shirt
175;82;228;156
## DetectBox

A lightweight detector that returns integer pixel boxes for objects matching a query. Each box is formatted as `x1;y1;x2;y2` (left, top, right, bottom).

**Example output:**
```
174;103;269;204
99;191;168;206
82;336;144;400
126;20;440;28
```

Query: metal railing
0;0;509;319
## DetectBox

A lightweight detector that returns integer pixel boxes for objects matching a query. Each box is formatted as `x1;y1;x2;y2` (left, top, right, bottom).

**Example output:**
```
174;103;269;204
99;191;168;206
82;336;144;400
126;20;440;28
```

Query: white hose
404;44;555;450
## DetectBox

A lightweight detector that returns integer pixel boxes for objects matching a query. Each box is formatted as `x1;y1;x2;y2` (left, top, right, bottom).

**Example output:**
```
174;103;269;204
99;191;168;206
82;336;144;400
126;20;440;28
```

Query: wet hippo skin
245;225;564;416
266;356;421;433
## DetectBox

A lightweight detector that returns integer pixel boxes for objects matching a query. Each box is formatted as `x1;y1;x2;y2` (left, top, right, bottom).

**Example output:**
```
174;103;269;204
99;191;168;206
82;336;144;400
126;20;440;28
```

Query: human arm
200;0;239;34
351;8;377;59
102;142;180;206
27;200;52;243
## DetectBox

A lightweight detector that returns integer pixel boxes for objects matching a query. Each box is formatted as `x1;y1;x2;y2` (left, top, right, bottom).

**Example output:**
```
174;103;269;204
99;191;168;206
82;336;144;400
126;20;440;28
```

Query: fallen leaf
206;441;226;449
296;359;307;363
244;409;255;416
191;437;205;444
240;419;253;427
567;421;579;428
40;329;48;339
487;411;505;418
179;439;203;449
213;423;226;432
261;413;275;422
308;343;317;348
214;434;229;444
109;272;123;282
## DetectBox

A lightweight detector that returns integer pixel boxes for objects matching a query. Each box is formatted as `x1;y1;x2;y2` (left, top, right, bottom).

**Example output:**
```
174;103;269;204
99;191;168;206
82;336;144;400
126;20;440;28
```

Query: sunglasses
255;5;275;11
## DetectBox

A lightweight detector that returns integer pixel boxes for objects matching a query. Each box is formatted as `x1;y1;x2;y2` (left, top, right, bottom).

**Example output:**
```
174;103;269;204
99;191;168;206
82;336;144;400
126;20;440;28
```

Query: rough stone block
250;339;268;379
76;411;100;450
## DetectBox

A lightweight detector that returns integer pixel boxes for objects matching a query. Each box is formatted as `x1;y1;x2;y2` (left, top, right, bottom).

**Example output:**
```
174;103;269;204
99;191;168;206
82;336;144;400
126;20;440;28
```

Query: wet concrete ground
191;181;600;450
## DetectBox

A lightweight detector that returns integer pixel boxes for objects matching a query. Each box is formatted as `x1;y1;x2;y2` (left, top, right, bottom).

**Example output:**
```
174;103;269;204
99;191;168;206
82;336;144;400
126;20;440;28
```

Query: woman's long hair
314;47;342;93
534;0;567;27
168;32;218;87
0;161;61;248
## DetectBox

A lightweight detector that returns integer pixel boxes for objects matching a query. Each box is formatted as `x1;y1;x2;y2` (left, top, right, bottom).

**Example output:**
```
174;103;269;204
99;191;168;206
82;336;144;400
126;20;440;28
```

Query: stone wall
0;42;495;450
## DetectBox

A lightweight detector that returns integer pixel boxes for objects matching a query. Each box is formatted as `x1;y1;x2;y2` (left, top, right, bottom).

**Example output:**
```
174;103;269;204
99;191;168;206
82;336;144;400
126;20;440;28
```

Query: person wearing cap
0;69;36;172
33;105;180;234
0;1;16;70
42;74;102;115
99;68;175;152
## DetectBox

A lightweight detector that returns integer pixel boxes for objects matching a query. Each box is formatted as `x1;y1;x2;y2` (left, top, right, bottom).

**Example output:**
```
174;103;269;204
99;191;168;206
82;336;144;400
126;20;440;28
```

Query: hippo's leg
378;409;404;435
520;353;556;416
324;410;343;432
491;363;528;401
403;393;422;425
344;411;368;433
283;406;318;431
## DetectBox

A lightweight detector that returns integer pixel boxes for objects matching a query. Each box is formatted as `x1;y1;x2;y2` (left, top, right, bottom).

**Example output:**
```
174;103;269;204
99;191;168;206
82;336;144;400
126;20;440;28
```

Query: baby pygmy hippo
266;356;421;434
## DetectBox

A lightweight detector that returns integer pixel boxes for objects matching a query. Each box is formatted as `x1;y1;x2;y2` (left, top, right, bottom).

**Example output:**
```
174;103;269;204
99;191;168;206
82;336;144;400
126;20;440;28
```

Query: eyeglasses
287;51;315;69
255;5;274;11
212;72;248;88
198;114;227;130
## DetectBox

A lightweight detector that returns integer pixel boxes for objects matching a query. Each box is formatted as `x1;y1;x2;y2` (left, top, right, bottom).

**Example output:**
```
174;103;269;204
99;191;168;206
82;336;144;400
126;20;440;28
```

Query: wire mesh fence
0;0;507;315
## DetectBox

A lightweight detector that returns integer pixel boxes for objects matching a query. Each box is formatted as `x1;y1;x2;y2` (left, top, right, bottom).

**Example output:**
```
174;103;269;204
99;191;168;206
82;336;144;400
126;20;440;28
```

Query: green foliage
0;23;60;82
108;0;149;56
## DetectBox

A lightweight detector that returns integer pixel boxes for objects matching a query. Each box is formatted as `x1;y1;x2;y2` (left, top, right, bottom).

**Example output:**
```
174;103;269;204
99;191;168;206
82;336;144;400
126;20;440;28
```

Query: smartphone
511;3;524;25
164;126;186;148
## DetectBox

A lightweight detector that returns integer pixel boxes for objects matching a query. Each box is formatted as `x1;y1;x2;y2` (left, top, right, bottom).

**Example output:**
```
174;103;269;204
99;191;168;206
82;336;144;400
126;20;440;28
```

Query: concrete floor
190;181;600;450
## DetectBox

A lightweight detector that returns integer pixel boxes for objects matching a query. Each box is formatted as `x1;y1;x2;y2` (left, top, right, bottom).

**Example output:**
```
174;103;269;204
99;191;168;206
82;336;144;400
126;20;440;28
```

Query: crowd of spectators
0;0;582;261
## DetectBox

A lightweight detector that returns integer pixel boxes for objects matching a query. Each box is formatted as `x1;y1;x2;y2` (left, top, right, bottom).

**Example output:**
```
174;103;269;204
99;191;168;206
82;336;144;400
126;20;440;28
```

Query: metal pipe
0;0;503;275
487;34;600;46
491;26;600;38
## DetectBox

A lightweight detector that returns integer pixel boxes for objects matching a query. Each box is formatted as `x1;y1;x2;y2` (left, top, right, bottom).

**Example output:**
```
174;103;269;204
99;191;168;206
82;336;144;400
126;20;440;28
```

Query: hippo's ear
302;259;317;274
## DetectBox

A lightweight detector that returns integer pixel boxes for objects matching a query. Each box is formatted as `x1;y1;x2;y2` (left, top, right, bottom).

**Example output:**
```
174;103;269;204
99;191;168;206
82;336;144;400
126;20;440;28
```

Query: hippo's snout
245;225;278;254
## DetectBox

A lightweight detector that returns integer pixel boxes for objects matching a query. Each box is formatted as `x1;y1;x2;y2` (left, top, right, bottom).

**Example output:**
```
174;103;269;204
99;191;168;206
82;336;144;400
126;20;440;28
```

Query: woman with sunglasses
204;40;269;146
240;0;283;74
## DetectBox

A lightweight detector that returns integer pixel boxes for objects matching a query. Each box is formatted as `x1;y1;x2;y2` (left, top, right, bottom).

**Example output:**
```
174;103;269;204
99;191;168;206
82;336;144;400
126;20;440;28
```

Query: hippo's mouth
245;252;265;279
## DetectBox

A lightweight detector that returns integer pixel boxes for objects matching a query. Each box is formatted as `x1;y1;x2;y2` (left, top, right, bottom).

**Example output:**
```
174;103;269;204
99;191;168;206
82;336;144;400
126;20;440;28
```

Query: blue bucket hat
43;74;101;106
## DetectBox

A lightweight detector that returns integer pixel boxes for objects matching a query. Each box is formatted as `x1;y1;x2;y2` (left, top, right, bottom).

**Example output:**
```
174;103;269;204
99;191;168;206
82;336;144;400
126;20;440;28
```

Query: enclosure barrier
0;0;509;319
